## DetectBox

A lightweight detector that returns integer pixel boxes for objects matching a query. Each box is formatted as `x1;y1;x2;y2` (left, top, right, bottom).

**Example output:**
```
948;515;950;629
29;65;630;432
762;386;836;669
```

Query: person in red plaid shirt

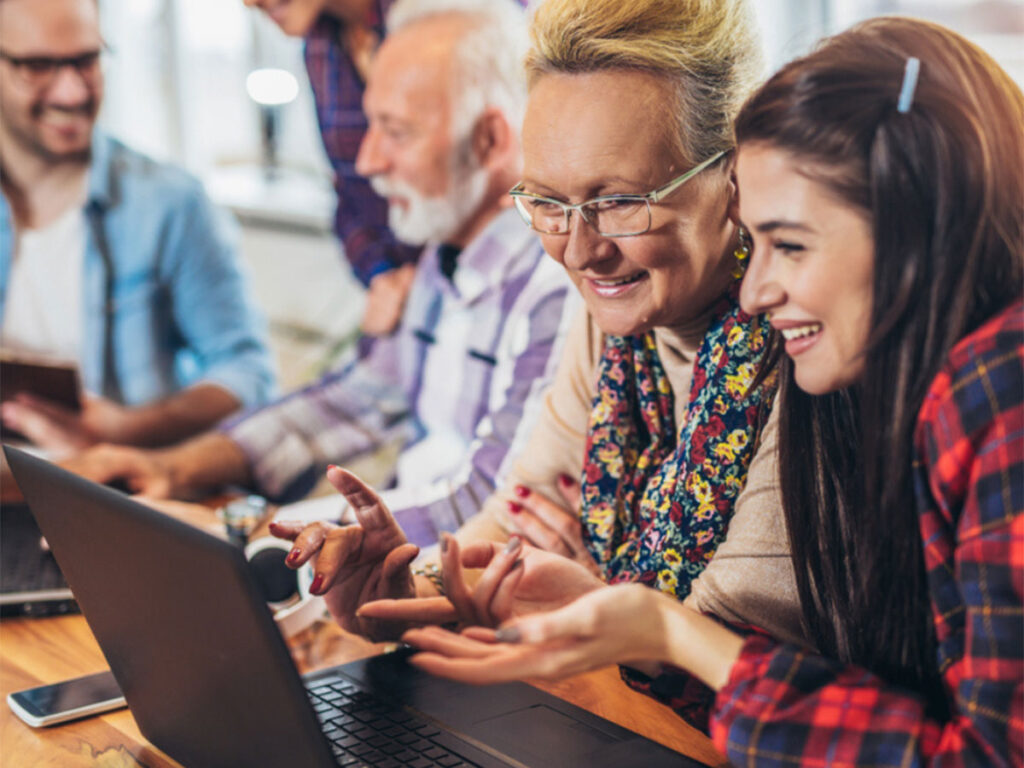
393;16;1024;767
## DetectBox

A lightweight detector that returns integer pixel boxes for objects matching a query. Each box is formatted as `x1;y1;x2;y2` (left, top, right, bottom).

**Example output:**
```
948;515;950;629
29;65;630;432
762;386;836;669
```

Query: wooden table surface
0;613;728;767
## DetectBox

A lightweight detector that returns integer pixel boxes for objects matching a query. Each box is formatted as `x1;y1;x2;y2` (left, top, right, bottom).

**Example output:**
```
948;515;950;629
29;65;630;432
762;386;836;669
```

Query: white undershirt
1;205;87;364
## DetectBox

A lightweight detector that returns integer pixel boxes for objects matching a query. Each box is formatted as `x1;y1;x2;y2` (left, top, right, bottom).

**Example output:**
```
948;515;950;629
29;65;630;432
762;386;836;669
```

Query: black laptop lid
5;446;336;768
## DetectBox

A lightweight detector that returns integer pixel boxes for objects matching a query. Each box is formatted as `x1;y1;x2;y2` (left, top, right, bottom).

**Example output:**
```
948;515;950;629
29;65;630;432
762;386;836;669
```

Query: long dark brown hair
735;17;1023;706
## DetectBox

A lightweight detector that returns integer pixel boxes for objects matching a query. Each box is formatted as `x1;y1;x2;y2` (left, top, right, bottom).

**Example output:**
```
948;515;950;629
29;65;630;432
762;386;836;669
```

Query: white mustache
369;175;415;200
367;164;489;247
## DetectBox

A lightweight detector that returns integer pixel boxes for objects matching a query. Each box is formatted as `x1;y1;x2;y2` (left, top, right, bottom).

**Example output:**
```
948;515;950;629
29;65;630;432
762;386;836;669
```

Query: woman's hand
357;536;605;628
401;583;670;683
404;583;747;691
505;475;601;576
269;466;419;641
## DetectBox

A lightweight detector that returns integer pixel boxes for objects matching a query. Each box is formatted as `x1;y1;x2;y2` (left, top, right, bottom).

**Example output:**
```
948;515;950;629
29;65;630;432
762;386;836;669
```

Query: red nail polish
286;549;301;565
507;501;522;514
327;464;338;471
513;485;530;498
558;473;573;486
310;573;325;594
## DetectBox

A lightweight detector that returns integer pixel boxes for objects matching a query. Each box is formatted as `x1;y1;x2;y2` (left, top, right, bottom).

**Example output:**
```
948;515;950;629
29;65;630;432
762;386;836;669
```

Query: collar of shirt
437;243;460;282
420;207;540;302
85;132;116;211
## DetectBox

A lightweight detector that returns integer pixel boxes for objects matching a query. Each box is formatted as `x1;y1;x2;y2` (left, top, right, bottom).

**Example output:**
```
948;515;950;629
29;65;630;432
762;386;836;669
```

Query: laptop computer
5;446;703;768
0;501;77;617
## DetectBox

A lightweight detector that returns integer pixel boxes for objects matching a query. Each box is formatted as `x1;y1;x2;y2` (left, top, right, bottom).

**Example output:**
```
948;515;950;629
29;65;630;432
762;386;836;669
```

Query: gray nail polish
503;536;522;555
495;626;521;643
440;534;450;554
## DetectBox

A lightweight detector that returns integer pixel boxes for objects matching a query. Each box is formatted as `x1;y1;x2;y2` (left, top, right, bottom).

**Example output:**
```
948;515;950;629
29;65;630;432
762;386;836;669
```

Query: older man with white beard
65;0;577;546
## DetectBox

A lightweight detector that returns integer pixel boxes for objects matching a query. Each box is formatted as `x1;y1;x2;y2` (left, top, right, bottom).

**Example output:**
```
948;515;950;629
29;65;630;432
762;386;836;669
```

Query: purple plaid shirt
304;6;418;286
224;208;578;544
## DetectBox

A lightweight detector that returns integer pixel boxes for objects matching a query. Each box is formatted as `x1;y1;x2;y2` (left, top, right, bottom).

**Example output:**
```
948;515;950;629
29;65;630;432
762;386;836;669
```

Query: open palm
463;541;603;622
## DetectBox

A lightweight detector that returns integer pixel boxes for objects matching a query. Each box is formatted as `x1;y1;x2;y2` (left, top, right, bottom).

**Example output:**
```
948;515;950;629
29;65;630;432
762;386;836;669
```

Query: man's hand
357;535;605;629
60;444;176;498
137;497;226;539
360;264;416;337
505;475;601;576
269;466;419;641
1;393;132;458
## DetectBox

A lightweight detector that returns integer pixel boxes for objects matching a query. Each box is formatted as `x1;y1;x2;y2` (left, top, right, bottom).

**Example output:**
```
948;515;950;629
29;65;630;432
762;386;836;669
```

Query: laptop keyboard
308;676;480;768
0;512;69;593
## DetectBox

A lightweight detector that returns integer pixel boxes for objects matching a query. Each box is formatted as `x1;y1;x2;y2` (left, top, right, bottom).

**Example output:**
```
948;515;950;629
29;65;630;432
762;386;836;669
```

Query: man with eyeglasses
64;0;577;550
0;0;276;457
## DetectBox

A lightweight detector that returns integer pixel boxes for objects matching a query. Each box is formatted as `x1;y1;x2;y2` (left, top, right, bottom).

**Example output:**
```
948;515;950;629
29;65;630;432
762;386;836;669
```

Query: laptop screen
0;502;75;616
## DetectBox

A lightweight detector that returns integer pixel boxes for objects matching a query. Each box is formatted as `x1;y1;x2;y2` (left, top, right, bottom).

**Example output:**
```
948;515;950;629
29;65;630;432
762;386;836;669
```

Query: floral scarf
580;281;774;600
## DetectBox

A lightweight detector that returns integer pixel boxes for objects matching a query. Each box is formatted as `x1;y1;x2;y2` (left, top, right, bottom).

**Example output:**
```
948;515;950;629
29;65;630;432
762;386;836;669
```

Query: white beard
369;155;489;246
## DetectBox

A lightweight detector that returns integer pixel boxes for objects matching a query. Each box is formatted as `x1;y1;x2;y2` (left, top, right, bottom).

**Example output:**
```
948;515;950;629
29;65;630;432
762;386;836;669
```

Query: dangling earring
731;226;750;279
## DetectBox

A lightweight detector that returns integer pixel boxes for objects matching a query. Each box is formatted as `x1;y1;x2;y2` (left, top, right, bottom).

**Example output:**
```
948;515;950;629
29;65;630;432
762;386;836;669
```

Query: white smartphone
7;670;126;727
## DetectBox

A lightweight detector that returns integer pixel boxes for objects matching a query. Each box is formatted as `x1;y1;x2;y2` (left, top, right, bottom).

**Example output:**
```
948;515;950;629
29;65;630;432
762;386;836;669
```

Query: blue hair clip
897;57;921;113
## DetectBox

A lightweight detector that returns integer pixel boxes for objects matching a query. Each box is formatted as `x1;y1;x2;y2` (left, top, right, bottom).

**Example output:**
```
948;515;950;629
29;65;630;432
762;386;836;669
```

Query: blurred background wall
92;0;1024;389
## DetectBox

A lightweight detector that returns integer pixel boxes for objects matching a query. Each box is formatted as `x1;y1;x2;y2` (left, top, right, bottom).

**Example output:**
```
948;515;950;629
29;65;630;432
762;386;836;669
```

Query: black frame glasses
0;47;106;88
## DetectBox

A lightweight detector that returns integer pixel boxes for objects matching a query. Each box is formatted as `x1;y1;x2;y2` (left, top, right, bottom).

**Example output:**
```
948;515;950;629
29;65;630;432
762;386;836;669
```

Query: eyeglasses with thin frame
0;47;105;89
509;150;726;238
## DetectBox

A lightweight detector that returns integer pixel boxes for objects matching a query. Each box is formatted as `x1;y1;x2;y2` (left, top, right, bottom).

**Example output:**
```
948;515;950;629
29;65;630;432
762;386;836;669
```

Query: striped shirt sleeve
384;269;579;544
221;337;416;504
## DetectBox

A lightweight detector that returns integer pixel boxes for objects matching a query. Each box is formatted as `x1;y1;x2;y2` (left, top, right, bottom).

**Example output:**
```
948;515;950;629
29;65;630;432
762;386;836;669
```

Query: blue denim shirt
0;133;276;408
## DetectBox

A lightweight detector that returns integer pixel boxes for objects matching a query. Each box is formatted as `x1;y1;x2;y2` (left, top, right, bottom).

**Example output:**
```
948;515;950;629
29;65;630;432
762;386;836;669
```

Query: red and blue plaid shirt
303;5;419;286
711;301;1024;766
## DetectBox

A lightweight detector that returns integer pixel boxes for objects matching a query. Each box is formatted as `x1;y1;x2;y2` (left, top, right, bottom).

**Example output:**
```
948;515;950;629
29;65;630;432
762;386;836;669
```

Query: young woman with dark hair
398;17;1023;765
732;13;1022;715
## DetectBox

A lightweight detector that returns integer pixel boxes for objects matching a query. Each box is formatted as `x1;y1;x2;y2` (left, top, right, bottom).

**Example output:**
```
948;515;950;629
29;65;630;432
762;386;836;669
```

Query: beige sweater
460;307;807;646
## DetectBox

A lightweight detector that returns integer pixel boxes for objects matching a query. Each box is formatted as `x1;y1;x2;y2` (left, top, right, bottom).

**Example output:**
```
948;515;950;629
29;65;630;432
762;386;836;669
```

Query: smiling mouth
779;323;822;340
590;272;647;288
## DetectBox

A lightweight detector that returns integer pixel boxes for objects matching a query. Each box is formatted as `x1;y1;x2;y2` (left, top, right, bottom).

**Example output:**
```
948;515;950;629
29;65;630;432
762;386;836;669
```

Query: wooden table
0;613;728;767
